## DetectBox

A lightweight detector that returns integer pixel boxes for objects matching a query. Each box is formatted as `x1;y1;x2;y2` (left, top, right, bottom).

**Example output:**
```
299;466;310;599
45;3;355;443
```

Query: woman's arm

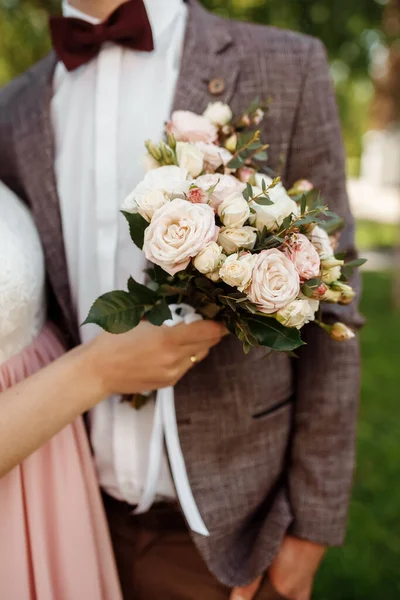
0;319;224;477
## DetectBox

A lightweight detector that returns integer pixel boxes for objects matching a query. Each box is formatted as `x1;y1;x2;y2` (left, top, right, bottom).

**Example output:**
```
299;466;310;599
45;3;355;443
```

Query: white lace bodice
0;183;45;363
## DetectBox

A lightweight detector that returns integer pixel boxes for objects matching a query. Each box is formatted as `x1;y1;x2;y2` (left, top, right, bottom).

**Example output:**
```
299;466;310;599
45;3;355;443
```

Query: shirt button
208;78;225;96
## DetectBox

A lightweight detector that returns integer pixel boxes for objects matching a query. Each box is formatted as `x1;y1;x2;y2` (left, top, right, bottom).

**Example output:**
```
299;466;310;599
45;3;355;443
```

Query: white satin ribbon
134;304;209;537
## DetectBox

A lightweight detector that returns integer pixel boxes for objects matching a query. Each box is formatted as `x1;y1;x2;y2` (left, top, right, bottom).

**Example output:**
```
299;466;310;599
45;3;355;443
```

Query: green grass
356;221;399;251
314;271;400;599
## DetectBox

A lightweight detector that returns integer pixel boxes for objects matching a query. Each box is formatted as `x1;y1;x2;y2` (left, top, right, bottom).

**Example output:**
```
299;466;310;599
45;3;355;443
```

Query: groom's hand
230;536;326;600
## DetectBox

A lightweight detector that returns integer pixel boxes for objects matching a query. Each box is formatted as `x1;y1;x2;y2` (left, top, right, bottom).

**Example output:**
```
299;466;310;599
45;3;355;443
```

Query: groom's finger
172;320;226;345
230;576;263;600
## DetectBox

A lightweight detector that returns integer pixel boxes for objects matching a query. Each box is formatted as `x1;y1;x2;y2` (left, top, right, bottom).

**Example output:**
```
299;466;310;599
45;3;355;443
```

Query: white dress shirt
52;0;188;504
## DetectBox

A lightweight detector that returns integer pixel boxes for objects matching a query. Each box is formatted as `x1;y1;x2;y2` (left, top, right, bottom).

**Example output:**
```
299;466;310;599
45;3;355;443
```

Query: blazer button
208;78;225;96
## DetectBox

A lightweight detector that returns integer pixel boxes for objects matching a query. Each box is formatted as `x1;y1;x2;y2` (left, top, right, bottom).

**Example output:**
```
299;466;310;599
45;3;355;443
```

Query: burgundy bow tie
50;0;154;72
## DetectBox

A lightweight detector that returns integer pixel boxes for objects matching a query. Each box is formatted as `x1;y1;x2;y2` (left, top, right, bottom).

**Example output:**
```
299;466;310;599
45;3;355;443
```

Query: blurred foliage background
1;1;399;598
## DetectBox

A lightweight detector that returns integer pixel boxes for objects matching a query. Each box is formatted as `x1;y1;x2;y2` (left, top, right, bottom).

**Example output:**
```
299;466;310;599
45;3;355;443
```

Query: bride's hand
85;320;227;398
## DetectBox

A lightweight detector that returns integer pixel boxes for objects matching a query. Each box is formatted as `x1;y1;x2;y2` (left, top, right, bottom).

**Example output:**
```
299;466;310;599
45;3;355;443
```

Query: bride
0;181;224;599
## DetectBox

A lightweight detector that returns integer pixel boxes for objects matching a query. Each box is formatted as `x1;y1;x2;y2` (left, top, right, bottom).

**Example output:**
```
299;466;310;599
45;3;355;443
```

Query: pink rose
188;187;207;204
143;198;218;275
168;110;217;144
284;233;320;281
195;174;244;210
237;166;256;183
295;179;314;193
247;249;300;314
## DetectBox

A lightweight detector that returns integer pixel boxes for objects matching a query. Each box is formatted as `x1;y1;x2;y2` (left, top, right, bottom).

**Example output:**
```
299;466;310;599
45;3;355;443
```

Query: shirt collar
62;0;185;40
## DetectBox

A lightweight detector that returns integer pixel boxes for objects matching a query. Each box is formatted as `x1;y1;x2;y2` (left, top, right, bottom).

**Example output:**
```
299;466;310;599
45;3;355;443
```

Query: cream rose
143;198;218;275
195;174;244;210
193;241;224;275
284;233;320;281
168;110;217;144
218;191;250;228
276;297;319;329
122;166;191;221
247;249;300;314
218;226;257;255
195;142;232;170
203;101;233;126
176;142;204;178
219;253;257;292
309;225;334;259
250;175;299;232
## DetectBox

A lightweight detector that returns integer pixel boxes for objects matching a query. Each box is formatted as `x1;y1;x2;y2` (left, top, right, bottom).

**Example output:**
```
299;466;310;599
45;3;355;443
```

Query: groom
0;0;362;598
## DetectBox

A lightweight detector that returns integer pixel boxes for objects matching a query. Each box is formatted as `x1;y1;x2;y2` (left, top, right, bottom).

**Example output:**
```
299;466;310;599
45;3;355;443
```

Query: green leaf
243;183;252;201
246;316;305;351
83;291;144;333
146;264;171;284
227;155;244;169
301;278;322;298
121;211;148;249
261;178;267;192
146;300;172;326
254;150;267;161
344;258;368;268
300;193;307;215
255;195;274;206
127;277;159;304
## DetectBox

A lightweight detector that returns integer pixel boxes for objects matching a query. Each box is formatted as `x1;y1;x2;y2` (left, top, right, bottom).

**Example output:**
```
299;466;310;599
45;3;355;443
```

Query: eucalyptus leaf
227;155;244;169
255;195;274;206
300;194;307;214
83;291;144;333
121;211;148;249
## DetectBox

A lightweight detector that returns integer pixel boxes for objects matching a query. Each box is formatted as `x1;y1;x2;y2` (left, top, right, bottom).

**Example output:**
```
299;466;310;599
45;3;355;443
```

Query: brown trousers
103;494;288;600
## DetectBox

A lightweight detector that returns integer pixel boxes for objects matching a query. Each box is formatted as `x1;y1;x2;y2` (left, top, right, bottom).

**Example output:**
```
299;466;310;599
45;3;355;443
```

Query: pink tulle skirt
0;323;122;600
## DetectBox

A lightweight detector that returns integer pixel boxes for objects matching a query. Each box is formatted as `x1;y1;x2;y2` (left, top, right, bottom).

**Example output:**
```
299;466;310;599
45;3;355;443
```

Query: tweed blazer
0;0;362;587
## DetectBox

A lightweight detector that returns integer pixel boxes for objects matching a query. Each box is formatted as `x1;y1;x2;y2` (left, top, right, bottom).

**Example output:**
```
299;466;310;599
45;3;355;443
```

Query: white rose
195;174;244;210
143;198;218;275
309;225;334;259
218;191;250;228
219;253;257;292
176;142;204;178
122;165;192;221
125;188;167;222
193;241;224;274
218;226;257;255
250;176;299;232
203;101;233;126
195;142;232;170
276;297;319;329
247;249;300;314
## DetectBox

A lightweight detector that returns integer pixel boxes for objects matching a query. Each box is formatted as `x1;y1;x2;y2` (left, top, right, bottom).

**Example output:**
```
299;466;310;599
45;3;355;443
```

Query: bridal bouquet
85;100;364;353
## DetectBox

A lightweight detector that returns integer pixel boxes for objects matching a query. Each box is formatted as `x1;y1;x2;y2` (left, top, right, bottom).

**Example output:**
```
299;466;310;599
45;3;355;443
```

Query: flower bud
330;322;356;342
339;289;356;305
331;281;353;292
225;134;238;153
321;257;344;270
312;282;328;299
321;287;342;303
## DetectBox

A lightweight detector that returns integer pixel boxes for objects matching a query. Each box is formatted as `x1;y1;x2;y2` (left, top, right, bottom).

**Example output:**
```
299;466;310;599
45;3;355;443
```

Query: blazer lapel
14;53;79;345
173;0;240;113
